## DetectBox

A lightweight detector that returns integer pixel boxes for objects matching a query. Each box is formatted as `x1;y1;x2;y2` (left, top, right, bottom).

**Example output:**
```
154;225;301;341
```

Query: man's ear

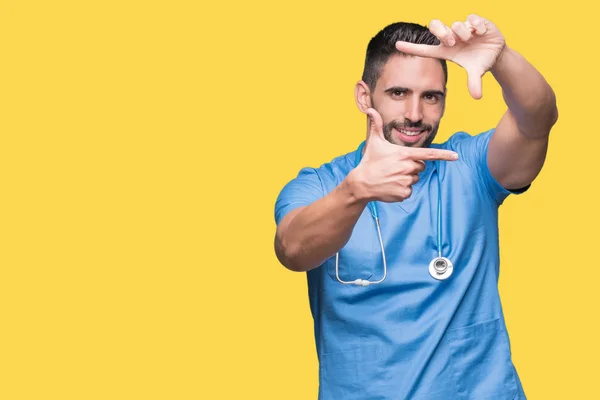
354;80;372;113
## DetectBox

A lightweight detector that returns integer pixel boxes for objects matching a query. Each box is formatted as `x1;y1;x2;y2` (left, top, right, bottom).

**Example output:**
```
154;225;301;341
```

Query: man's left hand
395;14;506;99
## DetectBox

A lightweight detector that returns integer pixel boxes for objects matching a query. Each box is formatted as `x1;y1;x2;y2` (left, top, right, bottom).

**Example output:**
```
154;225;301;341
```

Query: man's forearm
275;172;368;272
490;46;558;138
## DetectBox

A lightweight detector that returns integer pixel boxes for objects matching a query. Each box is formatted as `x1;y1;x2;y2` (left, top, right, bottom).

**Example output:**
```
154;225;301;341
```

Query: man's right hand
349;108;459;203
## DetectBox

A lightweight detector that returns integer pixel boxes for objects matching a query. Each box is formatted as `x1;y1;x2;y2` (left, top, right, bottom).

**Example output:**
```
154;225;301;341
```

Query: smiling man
274;15;557;399
361;37;447;149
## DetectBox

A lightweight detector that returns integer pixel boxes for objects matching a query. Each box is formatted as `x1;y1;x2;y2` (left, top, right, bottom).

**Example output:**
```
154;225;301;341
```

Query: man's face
369;54;446;148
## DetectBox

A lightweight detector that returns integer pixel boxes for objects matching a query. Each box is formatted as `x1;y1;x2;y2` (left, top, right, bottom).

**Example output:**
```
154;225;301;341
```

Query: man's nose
404;97;424;122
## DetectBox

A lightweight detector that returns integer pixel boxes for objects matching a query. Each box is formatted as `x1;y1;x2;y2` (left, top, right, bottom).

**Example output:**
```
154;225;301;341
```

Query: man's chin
400;140;422;148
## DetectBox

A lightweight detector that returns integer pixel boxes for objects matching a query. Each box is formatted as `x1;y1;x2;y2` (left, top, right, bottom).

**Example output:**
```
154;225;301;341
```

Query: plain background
1;0;597;398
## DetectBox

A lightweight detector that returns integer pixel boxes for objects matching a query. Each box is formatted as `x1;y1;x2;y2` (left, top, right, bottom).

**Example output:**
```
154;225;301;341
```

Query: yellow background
0;0;596;399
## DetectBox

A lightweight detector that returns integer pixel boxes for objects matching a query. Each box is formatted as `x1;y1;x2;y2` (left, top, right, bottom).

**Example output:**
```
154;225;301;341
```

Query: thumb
466;68;483;99
366;108;384;140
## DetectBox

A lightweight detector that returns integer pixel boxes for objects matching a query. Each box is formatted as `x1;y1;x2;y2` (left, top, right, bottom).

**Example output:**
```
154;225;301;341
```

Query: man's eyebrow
423;89;446;97
384;86;410;94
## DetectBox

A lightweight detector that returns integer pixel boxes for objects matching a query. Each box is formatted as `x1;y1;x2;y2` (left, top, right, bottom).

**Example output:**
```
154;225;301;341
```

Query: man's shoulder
295;146;358;186
321;144;358;167
431;129;496;166
432;129;494;149
273;147;357;225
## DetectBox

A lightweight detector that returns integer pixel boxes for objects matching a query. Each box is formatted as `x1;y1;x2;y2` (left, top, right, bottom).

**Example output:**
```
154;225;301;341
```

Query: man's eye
424;94;438;102
392;90;405;97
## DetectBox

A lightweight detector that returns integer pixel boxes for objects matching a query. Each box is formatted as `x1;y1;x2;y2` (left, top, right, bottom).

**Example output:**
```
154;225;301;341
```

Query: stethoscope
335;141;453;286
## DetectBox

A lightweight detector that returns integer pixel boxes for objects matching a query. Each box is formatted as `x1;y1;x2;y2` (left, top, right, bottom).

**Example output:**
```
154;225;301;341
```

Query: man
274;14;557;399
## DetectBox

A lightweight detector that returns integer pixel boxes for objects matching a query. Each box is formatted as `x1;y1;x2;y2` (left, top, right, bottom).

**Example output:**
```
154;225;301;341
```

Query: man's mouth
397;127;425;137
394;127;428;143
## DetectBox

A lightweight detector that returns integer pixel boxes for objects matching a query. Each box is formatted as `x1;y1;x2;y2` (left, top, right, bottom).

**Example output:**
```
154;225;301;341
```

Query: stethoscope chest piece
429;257;453;280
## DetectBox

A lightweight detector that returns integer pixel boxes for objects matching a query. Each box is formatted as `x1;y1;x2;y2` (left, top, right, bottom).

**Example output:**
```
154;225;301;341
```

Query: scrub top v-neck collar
395;159;436;214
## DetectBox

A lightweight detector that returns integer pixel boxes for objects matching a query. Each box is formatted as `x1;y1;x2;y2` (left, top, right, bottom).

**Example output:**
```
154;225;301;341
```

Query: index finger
395;41;451;60
401;147;459;161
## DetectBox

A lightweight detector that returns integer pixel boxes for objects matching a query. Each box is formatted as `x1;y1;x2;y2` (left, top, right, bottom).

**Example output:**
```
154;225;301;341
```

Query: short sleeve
451;128;530;206
274;167;325;225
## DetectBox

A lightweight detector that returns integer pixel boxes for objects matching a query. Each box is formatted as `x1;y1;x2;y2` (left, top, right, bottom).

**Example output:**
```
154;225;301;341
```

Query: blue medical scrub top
275;129;529;400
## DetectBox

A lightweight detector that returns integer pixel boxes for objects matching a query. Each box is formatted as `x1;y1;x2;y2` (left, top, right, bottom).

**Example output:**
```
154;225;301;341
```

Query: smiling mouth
397;128;426;136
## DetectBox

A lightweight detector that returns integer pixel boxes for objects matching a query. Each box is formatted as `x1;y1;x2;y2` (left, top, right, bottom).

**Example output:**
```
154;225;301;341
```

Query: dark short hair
361;22;448;90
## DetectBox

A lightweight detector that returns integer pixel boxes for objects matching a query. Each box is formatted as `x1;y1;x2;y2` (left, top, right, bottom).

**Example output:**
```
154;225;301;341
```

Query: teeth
399;129;422;136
